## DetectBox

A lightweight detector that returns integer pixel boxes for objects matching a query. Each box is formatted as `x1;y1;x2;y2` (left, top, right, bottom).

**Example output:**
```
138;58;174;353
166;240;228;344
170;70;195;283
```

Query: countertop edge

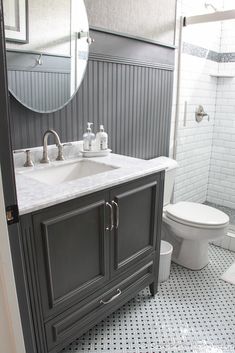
18;165;166;216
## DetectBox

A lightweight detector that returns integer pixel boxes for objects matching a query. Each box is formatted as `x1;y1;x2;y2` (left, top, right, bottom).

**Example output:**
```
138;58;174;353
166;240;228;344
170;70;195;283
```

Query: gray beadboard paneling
8;70;70;111
9;29;174;159
7;51;71;112
90;28;175;67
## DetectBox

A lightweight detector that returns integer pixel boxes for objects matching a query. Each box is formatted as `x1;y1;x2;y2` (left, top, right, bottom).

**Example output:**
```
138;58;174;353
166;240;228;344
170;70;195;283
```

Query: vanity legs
149;281;158;297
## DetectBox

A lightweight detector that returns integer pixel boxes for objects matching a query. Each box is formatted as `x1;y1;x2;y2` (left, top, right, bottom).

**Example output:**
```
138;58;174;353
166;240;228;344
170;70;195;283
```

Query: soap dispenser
83;122;95;151
96;125;108;150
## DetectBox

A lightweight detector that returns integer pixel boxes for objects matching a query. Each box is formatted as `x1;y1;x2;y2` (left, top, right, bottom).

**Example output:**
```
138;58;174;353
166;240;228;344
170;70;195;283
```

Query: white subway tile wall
173;0;235;212
207;18;235;209
174;55;218;203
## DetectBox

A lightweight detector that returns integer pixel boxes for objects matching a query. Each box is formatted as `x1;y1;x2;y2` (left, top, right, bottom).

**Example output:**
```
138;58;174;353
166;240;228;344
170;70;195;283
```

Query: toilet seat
164;201;229;229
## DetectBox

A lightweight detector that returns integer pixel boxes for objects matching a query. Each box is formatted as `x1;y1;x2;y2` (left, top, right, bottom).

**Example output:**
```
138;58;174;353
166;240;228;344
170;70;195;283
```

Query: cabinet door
110;174;161;277
33;191;109;318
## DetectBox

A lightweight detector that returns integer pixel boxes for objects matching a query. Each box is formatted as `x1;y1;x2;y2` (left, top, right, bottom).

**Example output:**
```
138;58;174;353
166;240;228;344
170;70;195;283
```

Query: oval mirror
4;0;89;113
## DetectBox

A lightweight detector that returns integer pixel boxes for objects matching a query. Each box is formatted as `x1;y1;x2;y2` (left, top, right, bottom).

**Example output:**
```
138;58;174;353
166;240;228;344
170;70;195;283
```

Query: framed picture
4;0;28;43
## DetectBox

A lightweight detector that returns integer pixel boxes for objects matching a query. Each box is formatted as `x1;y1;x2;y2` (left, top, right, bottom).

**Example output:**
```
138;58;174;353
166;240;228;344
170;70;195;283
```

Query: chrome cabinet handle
105;202;114;231
112;200;119;229
100;289;121;305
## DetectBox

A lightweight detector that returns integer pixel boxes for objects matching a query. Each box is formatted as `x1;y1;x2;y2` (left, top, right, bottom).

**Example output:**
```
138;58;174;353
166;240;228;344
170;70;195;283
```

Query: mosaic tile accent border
220;52;235;62
183;42;235;62
207;49;221;62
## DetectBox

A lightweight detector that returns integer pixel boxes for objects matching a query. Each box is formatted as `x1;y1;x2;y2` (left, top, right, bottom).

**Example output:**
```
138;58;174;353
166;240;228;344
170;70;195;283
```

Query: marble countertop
14;143;168;215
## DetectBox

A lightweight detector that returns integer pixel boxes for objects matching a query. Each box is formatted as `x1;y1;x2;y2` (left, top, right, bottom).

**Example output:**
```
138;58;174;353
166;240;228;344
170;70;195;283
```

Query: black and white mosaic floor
62;246;235;353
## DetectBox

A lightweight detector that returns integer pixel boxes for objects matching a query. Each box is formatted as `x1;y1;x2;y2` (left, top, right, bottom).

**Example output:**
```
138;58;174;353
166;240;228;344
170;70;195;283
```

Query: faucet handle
56;144;65;161
24;150;34;167
195;105;209;123
13;149;34;167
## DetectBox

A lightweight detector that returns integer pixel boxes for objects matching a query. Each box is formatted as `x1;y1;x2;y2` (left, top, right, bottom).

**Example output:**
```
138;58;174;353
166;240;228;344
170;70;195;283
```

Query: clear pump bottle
96;125;108;150
83;122;95;151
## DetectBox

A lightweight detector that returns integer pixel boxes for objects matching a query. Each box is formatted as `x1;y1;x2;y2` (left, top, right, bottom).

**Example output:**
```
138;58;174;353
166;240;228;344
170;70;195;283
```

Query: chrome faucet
40;129;64;163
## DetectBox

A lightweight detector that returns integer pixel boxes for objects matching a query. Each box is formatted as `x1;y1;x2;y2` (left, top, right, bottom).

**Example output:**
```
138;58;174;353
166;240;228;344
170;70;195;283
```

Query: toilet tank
156;157;178;206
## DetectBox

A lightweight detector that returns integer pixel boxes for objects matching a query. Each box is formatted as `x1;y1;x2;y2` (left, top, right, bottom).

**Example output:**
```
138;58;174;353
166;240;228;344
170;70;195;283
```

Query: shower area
172;0;235;243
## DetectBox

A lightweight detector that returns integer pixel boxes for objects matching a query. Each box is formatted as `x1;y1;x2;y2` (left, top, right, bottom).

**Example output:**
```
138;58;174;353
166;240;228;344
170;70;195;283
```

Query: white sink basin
22;160;118;185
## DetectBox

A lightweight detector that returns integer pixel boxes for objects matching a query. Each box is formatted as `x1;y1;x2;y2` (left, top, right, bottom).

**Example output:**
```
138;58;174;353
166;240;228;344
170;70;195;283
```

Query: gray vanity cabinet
110;178;159;277
32;191;110;319
19;172;164;353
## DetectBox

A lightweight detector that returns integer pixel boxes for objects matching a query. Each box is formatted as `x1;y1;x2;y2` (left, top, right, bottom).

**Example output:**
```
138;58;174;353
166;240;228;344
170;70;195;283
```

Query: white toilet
159;157;229;270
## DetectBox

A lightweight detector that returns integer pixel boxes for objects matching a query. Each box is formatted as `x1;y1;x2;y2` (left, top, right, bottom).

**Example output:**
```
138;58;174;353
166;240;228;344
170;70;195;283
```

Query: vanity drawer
45;261;154;352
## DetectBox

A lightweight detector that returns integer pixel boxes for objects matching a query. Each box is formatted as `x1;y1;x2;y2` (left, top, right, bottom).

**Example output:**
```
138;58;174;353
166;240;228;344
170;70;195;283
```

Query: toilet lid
165;202;229;228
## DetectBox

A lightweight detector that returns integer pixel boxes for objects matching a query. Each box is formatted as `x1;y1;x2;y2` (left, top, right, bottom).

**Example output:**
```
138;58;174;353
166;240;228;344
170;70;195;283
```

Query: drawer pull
112;200;119;229
105;202;114;231
100;289;121;305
